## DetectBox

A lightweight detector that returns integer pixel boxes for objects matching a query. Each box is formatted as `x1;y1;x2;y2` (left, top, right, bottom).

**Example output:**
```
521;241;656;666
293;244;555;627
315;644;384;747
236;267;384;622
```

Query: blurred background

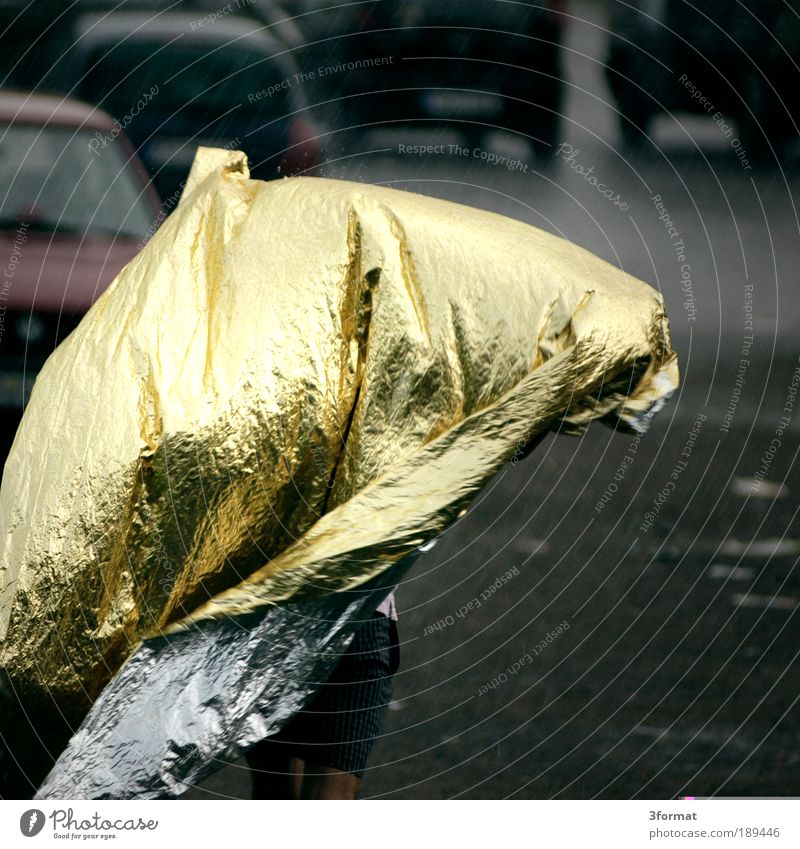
1;0;799;799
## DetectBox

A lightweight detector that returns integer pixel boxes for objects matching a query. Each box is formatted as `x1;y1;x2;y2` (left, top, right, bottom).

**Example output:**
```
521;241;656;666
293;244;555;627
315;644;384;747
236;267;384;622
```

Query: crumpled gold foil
0;148;677;795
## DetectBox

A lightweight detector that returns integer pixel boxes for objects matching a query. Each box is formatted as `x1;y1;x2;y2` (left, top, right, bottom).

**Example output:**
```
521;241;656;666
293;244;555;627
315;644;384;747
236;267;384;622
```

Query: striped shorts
248;611;399;779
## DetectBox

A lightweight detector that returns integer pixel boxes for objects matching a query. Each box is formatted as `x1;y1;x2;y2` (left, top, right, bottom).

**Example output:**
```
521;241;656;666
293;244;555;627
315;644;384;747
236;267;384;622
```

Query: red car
0;91;161;420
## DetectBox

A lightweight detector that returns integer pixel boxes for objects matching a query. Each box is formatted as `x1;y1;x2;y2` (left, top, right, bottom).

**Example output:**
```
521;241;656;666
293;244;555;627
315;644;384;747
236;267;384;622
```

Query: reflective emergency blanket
0;148;678;798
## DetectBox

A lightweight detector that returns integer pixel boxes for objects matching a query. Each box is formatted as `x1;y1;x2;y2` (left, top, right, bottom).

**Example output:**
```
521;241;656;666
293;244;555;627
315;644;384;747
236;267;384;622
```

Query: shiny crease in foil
0;148;678;798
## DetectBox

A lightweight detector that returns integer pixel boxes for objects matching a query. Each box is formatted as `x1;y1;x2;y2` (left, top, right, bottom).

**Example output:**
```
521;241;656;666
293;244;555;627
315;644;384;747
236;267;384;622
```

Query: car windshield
0;123;154;238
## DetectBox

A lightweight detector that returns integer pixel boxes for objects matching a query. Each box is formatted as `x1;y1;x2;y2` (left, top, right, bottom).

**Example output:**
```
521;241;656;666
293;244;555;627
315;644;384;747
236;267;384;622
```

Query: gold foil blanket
0;148;677;797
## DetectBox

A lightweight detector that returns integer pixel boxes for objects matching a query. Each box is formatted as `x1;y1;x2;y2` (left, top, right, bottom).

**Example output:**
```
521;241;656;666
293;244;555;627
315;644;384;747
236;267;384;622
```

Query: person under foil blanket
246;590;398;799
244;428;546;799
1;149;678;800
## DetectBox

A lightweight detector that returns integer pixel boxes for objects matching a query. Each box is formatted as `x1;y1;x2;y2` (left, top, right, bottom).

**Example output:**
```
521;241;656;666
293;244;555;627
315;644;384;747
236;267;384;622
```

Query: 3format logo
19;809;46;837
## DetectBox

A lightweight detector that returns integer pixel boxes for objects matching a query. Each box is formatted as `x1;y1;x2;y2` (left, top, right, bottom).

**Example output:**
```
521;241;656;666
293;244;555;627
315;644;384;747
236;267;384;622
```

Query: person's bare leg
300;764;360;800
288;756;304;799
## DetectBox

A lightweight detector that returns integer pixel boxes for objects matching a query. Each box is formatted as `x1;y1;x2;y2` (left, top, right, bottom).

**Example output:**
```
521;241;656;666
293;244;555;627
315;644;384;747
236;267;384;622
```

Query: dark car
315;0;567;153
0;91;161;428
186;0;306;53
70;12;322;200
605;0;800;157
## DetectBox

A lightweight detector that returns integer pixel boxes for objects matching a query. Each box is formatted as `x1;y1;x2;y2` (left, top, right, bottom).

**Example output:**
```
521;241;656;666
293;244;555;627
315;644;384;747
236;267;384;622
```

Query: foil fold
0;148;678;798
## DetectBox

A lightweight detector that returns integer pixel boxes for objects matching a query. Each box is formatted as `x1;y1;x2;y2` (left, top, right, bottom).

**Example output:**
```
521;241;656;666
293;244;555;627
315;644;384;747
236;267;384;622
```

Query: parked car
328;0;567;152
69;12;322;200
605;0;800;156
0;91;161;422
185;0;306;55
0;1;73;92
279;0;365;70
